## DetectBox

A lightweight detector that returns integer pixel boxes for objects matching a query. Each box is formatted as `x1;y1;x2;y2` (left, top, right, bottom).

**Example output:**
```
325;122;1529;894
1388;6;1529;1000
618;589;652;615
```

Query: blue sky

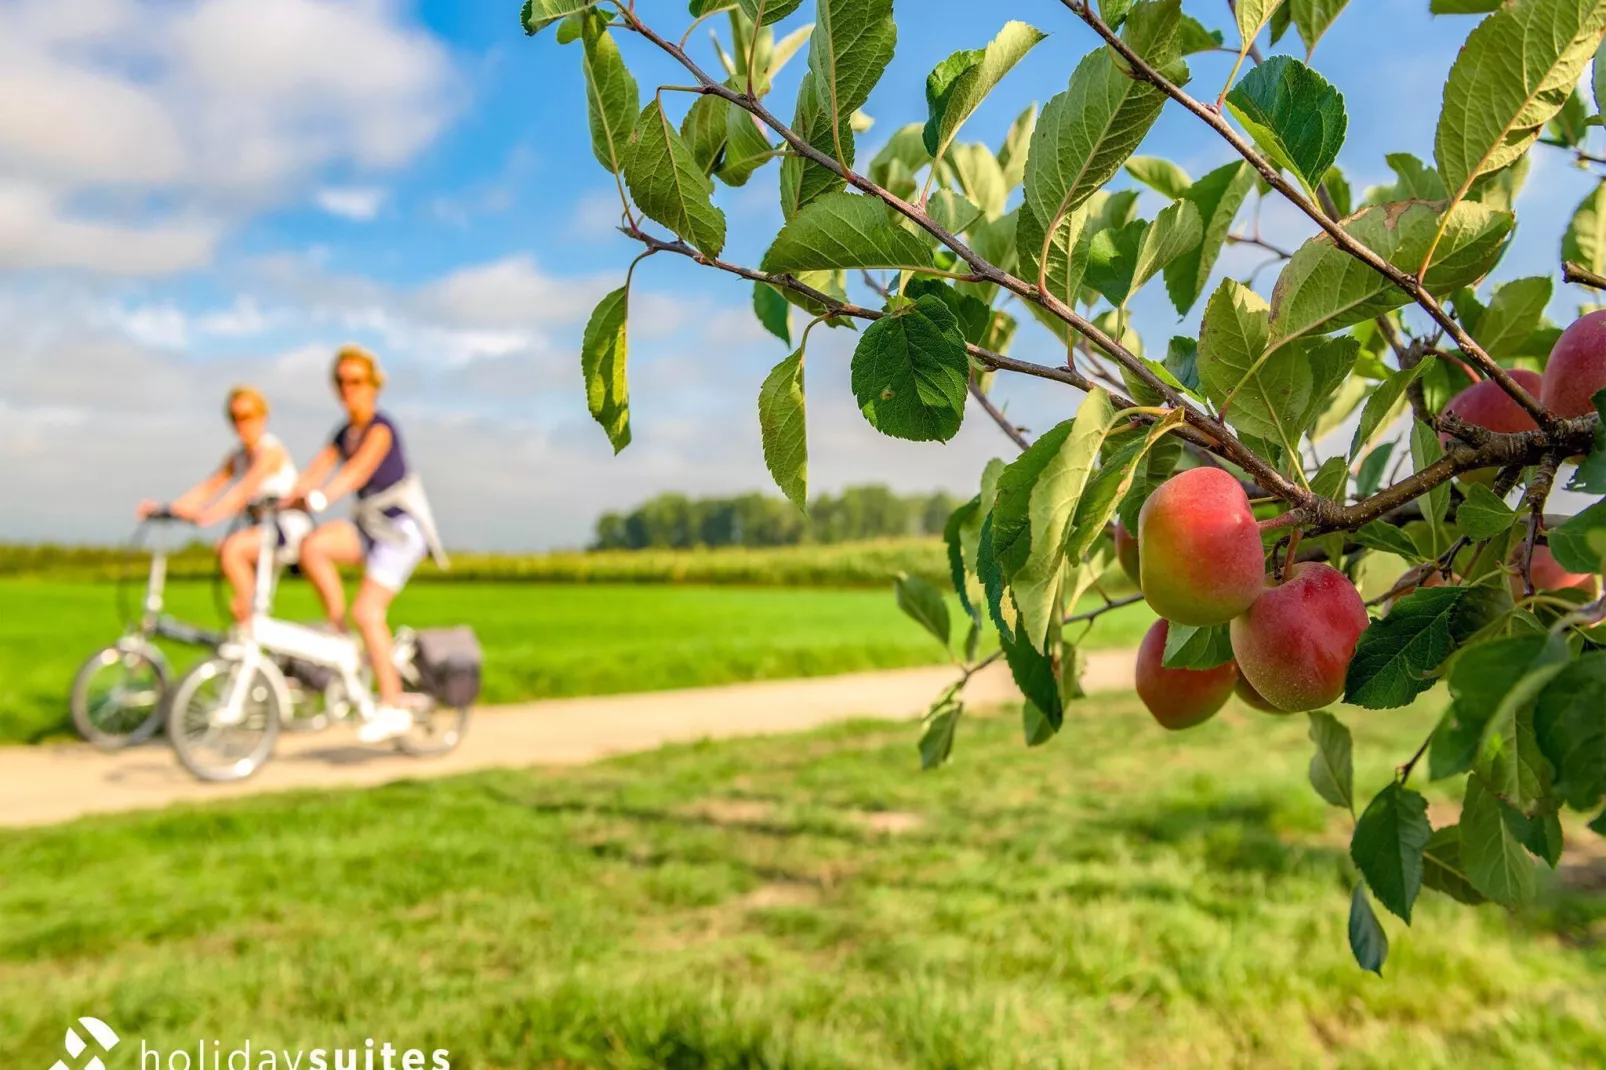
2;0;1598;548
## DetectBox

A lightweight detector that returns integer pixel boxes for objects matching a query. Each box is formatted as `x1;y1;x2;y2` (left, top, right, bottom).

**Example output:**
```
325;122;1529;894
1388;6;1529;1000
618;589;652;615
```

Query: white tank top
229;432;299;504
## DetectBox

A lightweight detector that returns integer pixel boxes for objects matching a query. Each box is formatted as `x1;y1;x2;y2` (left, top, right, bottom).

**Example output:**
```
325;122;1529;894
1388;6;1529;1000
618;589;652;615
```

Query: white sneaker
356;704;413;743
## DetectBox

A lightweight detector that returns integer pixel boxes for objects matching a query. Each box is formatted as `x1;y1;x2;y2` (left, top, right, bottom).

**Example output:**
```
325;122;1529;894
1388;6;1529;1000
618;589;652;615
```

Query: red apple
1137;468;1265;626
1135;619;1239;730
1230;562;1370;713
1542;309;1606;418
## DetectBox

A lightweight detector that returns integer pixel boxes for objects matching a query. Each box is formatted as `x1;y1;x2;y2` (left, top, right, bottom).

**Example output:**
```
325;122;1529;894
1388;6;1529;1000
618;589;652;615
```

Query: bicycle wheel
394;691;470;757
166;656;283;782
70;641;168;750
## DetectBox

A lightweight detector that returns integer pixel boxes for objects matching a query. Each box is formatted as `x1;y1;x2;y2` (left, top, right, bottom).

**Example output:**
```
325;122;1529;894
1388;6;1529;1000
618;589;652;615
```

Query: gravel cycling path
0;651;1137;828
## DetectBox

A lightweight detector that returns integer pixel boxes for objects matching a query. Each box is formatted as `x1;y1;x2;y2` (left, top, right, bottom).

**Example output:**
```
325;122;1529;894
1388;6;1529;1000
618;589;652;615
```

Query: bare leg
218;529;263;624
298;521;364;629
351;578;401;705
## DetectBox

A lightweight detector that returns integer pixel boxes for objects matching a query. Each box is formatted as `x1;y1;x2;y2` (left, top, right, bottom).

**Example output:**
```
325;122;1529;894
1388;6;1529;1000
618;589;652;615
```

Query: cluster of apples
1122;467;1369;729
1122;311;1606;730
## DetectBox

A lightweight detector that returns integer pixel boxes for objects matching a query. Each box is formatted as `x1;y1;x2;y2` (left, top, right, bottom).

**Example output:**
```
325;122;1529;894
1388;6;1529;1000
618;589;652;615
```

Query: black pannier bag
413;626;483;708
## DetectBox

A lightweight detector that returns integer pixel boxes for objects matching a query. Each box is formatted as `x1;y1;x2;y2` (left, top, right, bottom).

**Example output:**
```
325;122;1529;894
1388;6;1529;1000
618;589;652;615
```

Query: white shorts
359;513;428;592
272;510;314;566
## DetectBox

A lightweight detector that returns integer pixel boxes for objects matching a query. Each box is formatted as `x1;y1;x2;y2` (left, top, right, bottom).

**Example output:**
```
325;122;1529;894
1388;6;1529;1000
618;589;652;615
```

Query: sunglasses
334;375;373;388
229;409;264;424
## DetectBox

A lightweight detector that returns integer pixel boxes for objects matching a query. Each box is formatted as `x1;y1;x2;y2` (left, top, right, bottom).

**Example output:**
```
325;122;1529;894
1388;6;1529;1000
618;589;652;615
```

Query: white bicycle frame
218;508;378;726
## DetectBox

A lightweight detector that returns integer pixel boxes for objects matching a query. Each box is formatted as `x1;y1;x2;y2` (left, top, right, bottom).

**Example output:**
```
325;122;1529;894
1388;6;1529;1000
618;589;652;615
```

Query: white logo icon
49;1017;119;1070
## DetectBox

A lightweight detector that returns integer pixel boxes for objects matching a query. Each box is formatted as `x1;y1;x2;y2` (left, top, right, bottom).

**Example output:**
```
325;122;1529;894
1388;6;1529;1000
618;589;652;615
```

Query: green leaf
1350;360;1429;459
1350;782;1433;922
1272;201;1514;348
1161;623;1234;669
944;498;982;624
1348;883;1389;975
850;296;969;443
753;282;791;345
923;22;1048;162
992;392;1116;649
928;189;983;235
1163;335;1201;394
1023;0;1185;241
1564;182;1606;279
1179;13;1225;52
1461;773;1538;907
1567;390;1606;494
738;0;805;27
1410;419;1450;556
895;572;952;651
903;279;988;350
918;696;962;769
1197;278;1308;448
1125;156;1193;198
1422;826;1488;905
1344;586;1502;708
1362;153;1447;206
1472;636;1566;814
579;13;638;175
758;348;808;509
945;142;1009;219
1023;696;1057;745
1224;56;1347;195
1550;86;1591;145
1164;161;1256;315
523;0;596;35
1100;0;1135;29
779;0;896;219
718;105;775;186
1235;0;1286;46
1434;0;1606;203
1307;710;1355;811
1548;498;1606;573
1017;200;1095;340
1355;442;1395;501
996;105;1038;190
623;100;726;257
581;287;631;453
868;123;930;192
1353;520;1425;560
761;192;935;272
680;93;729;176
1535;651;1606;810
1322;164;1353;216
1476;276;1553;359
1298;336;1360;435
1291;0;1350;57
1084;220;1146;308
1458;483;1519;539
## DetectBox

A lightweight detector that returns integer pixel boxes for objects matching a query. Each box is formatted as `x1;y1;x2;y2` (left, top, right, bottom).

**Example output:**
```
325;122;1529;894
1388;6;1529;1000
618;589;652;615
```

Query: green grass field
1;693;1602;1068
0;577;1154;745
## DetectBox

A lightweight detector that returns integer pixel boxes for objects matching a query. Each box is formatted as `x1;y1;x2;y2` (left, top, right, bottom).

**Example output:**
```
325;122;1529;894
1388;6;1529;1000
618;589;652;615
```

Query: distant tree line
592;486;959;550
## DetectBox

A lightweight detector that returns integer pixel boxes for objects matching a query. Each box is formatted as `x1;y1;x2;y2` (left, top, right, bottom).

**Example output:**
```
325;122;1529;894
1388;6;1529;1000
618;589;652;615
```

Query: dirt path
0;651;1137;829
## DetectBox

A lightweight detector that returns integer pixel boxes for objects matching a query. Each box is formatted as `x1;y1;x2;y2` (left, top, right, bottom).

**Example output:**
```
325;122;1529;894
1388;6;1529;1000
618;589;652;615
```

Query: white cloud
415;254;612;329
0;0;457;275
315;186;386;221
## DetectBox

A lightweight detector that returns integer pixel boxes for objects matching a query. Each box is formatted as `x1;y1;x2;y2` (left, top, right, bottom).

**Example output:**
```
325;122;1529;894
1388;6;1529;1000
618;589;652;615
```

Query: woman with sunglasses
136;386;311;622
287;345;447;743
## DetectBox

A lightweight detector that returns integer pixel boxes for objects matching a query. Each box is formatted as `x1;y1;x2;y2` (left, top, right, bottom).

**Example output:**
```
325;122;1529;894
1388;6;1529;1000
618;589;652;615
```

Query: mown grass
1;693;1603;1068
0;537;952;587
0;578;1154;745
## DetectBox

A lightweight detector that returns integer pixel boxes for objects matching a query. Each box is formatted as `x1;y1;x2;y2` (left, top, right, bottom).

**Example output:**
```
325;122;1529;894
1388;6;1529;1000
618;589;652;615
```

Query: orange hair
225;386;269;421
332;344;386;389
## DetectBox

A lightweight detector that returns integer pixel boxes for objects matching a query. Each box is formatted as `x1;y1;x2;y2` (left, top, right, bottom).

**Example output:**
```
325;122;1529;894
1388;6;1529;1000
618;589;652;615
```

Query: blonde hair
225;385;269;421
332;344;386;389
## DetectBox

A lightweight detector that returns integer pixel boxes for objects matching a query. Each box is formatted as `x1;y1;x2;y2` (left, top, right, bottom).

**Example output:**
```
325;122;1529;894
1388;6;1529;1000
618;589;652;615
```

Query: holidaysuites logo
46;1017;452;1070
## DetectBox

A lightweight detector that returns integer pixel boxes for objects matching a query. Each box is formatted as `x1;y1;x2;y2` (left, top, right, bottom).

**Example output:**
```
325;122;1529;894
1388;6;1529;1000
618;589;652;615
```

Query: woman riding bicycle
136;386;311;623
287;345;447;743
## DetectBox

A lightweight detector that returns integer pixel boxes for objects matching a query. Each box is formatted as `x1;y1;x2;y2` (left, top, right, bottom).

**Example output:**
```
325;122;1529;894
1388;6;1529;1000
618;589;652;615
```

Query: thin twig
1564;261;1606;290
1226;233;1293;259
970;378;1031;453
